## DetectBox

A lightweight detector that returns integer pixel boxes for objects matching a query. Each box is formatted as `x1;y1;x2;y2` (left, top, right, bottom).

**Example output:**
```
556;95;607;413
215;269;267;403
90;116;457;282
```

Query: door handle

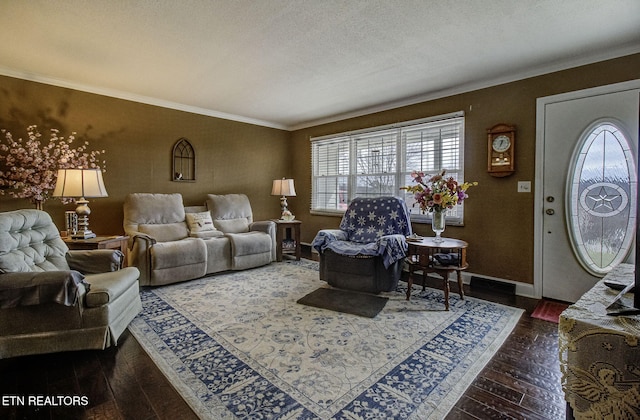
546;209;555;215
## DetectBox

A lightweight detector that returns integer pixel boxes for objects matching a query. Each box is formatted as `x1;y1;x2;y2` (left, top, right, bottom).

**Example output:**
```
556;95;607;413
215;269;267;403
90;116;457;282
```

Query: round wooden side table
406;237;469;310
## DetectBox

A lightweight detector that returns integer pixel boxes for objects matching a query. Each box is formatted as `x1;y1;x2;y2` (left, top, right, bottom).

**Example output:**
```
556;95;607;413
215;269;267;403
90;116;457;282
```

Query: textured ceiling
0;0;639;130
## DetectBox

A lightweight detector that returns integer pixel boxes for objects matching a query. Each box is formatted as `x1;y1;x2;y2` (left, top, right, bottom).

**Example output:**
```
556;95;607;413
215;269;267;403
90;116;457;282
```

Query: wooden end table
272;219;301;262
406;237;469;310
62;235;129;268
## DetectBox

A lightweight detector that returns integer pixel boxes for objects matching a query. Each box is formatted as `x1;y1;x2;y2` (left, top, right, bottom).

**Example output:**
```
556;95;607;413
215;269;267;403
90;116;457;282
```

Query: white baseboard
302;243;539;299
460;271;538;299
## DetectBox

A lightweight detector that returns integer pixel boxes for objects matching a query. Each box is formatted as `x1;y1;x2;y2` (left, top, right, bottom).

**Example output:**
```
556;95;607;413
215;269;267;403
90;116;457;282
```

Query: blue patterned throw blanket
129;260;523;419
312;196;412;267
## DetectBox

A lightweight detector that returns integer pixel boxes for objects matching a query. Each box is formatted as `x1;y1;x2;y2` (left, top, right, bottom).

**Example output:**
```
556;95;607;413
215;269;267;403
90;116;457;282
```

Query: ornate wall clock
487;123;515;177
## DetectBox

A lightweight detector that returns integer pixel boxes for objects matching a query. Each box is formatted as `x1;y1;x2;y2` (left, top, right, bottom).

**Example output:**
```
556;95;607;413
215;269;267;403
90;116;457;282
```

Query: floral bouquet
401;169;477;214
0;125;106;206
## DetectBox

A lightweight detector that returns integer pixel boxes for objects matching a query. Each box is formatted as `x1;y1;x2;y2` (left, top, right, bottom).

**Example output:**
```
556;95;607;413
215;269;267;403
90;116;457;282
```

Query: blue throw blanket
312;197;412;268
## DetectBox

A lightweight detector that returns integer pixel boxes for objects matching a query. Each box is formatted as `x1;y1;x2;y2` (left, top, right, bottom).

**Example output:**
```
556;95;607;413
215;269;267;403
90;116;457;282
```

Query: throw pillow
186;212;215;233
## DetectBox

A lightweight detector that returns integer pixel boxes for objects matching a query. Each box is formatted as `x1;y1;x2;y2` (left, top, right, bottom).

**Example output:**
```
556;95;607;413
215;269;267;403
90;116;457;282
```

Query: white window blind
311;112;465;223
312;137;350;210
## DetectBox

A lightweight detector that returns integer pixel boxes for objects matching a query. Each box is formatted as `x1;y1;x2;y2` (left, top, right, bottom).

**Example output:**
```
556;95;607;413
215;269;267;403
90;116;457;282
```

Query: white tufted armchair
0;209;141;358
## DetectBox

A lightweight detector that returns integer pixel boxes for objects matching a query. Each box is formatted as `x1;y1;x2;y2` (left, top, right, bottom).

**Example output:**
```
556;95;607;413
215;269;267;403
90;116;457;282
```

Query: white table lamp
53;168;108;239
271;178;296;219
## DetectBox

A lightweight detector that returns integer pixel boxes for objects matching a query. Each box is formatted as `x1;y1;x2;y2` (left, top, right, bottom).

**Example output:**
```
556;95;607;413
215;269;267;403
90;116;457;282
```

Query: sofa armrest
127;232;157;249
67;250;124;274
84;267;140;307
312;229;348;253
319;229;348;239
250;220;277;261
250;220;276;236
377;234;409;268
126;233;158;286
0;271;87;308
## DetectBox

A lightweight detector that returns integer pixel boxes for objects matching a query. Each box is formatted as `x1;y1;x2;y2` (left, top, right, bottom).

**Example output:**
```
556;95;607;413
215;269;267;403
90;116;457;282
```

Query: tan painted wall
290;53;640;285
0;76;292;234
1;53;638;285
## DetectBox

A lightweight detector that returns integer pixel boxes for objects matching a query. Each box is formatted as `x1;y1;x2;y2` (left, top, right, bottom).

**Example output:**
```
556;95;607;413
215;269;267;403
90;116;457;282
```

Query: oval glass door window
567;122;637;276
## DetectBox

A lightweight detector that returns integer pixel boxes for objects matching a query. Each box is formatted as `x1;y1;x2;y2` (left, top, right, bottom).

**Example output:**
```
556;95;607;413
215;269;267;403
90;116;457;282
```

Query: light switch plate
517;181;531;193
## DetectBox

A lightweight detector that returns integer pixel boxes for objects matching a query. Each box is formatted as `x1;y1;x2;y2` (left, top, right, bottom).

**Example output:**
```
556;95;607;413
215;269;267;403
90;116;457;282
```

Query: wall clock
487;123;515;177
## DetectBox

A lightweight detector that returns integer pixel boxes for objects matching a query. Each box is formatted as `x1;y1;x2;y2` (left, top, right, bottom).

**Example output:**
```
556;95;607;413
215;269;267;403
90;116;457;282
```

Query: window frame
310;111;466;224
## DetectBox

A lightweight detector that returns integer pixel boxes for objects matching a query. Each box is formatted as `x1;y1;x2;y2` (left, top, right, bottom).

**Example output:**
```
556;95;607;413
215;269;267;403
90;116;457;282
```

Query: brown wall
0;76;292;233
1;53;638;285
290;53;640;285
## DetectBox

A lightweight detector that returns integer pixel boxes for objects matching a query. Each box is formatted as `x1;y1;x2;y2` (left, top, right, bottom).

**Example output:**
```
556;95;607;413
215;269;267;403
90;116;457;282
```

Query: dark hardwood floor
0;258;565;420
443;282;565;420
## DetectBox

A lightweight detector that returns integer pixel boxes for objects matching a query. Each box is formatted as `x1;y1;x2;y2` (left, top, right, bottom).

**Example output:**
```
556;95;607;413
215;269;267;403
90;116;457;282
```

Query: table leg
407;266;415;301
441;270;450;311
275;225;284;262
457;270;465;300
294;224;301;260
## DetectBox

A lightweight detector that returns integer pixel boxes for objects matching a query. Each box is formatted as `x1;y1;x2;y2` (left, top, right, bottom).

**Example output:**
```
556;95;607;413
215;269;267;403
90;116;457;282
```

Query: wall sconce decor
172;138;195;181
53;168;108;239
271;178;296;220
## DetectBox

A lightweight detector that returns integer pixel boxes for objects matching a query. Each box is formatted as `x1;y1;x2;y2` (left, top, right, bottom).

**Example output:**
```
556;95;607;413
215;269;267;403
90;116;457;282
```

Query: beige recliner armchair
124;193;216;286
206;194;277;269
0;209;142;358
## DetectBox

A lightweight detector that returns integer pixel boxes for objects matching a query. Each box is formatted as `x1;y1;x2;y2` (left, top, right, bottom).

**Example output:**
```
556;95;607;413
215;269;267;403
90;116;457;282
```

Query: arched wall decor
172;138;196;182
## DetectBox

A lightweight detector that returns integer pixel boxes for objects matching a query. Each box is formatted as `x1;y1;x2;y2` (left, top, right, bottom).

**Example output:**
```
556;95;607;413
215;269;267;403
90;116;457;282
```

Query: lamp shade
53;169;108;198
271;179;296;197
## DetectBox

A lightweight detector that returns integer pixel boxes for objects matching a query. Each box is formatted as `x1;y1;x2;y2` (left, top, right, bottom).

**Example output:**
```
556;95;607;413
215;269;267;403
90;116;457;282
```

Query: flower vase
34;200;43;211
431;209;446;243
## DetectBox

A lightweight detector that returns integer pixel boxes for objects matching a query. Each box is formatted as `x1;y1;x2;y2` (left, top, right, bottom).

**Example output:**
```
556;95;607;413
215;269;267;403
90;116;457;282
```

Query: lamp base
280;196;289;213
72;229;96;239
280;213;295;221
72;198;96;239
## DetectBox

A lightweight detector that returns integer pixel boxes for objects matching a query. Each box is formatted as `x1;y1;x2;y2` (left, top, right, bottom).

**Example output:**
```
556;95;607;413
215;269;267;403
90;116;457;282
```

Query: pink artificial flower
0;126;106;204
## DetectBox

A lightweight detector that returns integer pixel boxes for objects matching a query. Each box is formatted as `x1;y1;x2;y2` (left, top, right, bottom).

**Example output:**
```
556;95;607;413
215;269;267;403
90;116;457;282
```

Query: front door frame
533;79;640;299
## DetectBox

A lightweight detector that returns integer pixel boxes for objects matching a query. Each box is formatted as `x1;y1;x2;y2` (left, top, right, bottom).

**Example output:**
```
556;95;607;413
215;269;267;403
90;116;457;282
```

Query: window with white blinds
311;112;465;223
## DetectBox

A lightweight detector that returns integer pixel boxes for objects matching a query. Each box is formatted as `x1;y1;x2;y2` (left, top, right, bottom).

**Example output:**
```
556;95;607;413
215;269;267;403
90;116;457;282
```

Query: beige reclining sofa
123;193;275;286
0;209;142;358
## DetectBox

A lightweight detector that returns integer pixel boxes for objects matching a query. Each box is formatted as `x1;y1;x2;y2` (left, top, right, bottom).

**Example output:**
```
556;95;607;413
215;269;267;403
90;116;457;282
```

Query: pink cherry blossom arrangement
0;125;106;206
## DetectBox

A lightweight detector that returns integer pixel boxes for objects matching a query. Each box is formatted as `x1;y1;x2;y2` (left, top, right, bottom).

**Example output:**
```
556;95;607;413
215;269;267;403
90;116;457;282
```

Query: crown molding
288;46;640;131
0;66;289;131
1;44;638;132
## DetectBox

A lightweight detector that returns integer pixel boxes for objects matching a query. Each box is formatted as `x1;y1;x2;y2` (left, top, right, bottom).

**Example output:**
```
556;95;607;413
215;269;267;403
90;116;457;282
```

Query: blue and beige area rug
129;260;523;419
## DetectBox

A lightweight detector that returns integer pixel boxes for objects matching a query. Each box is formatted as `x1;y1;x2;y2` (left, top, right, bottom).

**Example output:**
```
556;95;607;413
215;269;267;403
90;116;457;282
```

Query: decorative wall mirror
172;138;195;182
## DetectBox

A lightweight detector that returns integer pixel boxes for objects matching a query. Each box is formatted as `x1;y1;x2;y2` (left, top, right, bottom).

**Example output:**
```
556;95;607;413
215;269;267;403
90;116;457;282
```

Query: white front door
535;80;639;303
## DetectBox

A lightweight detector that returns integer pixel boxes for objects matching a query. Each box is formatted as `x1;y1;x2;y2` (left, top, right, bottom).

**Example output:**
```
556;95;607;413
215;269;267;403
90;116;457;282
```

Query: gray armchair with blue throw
312;196;412;294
